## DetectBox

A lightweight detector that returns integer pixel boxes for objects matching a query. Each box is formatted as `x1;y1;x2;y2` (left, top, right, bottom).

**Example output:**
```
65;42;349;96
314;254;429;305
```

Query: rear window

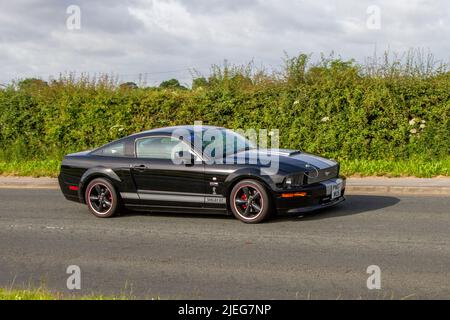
92;142;126;157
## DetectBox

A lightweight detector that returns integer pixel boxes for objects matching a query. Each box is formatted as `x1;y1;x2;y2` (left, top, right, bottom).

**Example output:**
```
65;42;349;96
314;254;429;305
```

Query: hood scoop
260;149;302;157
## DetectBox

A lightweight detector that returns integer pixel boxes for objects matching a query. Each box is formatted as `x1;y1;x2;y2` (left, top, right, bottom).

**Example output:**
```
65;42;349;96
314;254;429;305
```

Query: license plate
331;182;342;199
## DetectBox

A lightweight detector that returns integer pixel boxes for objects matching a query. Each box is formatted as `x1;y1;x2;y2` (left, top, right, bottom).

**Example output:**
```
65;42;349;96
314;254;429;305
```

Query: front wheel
229;180;272;223
85;178;119;218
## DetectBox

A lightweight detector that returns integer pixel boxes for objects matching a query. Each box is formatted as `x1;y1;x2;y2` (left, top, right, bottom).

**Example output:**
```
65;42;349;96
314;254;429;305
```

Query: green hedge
0;56;449;163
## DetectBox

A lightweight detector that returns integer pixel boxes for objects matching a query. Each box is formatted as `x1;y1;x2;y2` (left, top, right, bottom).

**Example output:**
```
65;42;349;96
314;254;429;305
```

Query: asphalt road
0;188;449;299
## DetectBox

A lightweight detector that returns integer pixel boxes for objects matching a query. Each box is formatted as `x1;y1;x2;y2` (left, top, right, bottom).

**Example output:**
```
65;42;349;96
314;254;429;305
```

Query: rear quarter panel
59;155;137;203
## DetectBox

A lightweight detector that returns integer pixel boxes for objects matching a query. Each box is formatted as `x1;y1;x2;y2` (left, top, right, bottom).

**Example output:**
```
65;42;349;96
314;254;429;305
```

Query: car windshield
194;129;256;158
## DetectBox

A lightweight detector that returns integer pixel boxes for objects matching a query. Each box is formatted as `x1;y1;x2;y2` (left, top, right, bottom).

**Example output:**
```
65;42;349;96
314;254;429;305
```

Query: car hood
230;148;338;172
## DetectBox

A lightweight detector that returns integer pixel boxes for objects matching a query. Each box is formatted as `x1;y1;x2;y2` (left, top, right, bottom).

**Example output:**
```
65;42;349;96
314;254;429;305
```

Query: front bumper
275;177;346;214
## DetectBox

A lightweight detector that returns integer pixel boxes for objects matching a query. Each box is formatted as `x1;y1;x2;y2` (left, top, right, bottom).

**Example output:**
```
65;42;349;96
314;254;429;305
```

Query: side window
136;136;192;159
93;142;126;157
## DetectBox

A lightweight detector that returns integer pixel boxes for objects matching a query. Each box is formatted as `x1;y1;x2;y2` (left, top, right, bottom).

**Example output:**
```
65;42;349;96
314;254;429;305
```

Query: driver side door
130;135;206;208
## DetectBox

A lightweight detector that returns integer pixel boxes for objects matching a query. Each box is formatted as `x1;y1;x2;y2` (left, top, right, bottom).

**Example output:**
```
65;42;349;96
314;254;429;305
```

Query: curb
345;177;450;196
345;185;450;196
0;177;58;189
0;177;449;196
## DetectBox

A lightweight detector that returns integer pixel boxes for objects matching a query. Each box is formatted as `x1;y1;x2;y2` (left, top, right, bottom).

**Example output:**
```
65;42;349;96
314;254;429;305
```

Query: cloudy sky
0;0;448;86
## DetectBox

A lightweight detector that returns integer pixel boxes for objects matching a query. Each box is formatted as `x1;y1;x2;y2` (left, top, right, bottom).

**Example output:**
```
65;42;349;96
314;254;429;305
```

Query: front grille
305;164;339;184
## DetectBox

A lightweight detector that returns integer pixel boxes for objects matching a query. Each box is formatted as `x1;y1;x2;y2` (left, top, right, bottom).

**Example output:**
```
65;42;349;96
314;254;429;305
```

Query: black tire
229;179;272;223
85;178;119;218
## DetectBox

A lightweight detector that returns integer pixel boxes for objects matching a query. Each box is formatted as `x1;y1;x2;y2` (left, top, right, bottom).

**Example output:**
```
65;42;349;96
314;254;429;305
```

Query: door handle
132;164;148;171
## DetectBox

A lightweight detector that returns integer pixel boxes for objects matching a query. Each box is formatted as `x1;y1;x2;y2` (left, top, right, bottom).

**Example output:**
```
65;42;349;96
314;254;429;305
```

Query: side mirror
177;151;194;165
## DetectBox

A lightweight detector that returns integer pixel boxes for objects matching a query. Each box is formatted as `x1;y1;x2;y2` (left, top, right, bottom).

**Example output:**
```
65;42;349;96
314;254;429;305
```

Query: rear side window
136;136;191;159
93;142;126;157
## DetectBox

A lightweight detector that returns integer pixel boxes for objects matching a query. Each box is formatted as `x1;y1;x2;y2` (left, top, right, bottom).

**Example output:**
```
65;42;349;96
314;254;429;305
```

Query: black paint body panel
58;126;346;215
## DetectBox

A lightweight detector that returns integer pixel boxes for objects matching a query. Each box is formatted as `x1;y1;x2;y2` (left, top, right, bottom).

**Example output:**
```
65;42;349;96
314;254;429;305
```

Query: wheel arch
79;168;122;204
224;174;276;213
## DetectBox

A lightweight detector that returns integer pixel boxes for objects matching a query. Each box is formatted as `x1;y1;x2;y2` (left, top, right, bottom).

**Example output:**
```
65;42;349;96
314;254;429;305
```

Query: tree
192;77;209;89
119;82;138;90
159;79;186;90
17;78;48;91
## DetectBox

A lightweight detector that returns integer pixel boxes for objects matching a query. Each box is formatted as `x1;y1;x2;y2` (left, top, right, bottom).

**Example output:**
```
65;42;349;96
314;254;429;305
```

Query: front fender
223;167;279;196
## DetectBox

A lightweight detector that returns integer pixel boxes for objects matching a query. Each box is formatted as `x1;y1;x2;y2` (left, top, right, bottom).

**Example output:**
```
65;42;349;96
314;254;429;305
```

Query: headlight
283;173;304;188
285;177;293;186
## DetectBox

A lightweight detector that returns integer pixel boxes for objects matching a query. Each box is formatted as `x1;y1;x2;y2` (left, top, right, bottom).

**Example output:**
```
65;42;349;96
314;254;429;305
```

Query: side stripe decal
120;192;226;204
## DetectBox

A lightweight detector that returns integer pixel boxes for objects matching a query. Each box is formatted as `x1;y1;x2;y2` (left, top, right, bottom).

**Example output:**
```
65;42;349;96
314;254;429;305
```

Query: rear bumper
58;174;83;203
274;177;346;214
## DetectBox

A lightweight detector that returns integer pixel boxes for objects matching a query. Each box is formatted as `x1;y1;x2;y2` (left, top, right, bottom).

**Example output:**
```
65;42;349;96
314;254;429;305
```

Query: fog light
69;185;79;191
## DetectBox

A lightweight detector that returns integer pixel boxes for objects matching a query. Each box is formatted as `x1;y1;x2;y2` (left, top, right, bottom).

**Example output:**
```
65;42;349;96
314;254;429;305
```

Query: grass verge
340;157;450;178
0;287;131;300
0;160;60;178
0;157;449;178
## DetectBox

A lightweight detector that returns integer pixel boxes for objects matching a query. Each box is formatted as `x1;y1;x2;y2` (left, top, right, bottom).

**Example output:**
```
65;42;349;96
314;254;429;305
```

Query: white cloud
0;0;448;85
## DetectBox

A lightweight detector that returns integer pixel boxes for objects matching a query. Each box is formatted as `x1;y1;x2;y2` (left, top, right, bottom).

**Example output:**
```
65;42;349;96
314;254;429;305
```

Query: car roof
129;125;225;138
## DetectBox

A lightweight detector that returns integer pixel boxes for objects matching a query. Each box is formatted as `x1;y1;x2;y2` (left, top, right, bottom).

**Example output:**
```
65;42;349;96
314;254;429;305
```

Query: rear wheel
230;180;272;223
85;178;119;218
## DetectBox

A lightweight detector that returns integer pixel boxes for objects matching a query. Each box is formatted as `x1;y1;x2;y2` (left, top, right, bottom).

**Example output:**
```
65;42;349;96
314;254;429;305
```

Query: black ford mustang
59;125;345;223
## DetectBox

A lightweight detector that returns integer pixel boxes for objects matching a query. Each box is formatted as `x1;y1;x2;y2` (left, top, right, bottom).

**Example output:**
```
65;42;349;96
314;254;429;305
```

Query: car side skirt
123;204;229;215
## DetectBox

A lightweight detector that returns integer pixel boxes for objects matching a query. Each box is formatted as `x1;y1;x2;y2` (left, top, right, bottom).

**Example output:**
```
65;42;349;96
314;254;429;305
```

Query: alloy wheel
233;185;264;219
88;183;113;215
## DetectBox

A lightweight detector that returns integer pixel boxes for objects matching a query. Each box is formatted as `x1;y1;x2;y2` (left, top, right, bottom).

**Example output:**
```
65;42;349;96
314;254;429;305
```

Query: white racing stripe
293;153;336;169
